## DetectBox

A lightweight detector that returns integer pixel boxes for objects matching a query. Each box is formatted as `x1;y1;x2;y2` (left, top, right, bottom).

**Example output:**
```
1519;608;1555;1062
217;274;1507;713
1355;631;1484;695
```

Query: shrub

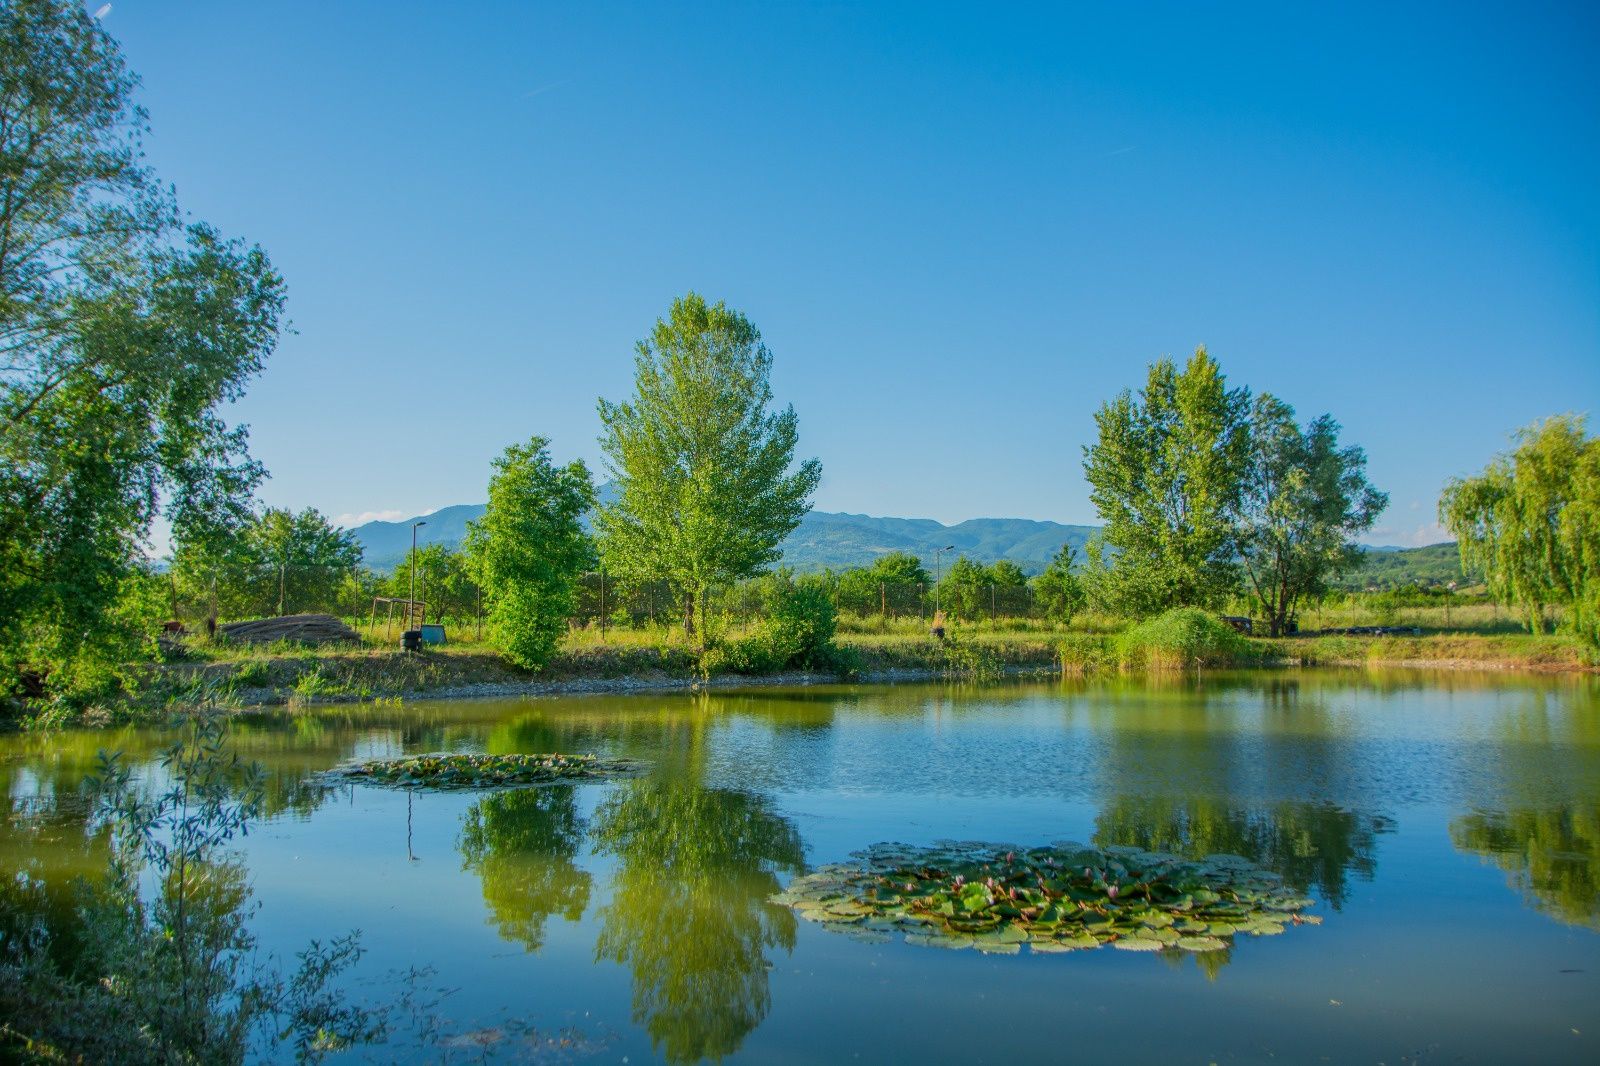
1114;608;1263;670
702;578;858;676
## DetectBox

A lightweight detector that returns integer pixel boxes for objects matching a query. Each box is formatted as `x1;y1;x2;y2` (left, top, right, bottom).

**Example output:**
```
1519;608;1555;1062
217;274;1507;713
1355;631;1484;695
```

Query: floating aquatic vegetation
322;752;637;791
774;841;1321;955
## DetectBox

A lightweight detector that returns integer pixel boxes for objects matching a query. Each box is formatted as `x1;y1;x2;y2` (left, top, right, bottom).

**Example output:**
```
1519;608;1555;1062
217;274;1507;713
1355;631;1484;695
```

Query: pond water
3;671;1598;1063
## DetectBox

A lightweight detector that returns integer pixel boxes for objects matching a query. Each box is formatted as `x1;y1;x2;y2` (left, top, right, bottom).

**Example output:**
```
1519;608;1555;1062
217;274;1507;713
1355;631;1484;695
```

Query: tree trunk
683;590;696;639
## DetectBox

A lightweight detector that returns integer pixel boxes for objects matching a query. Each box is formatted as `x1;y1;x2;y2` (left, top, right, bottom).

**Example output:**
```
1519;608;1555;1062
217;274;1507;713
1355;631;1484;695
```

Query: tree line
4;0;1594;707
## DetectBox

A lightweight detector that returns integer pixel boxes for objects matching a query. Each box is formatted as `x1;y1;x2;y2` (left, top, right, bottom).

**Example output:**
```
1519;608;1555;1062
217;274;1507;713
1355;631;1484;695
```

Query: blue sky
106;1;1598;545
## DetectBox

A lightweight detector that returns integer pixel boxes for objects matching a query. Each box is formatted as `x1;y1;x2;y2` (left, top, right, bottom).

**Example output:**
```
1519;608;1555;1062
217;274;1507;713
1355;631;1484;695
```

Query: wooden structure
369;597;426;639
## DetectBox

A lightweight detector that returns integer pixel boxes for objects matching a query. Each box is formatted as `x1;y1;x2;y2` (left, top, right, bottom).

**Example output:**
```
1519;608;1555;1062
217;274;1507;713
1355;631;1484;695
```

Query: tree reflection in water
1093;798;1389;908
458;786;593;952
1451;806;1600;930
591;781;804;1064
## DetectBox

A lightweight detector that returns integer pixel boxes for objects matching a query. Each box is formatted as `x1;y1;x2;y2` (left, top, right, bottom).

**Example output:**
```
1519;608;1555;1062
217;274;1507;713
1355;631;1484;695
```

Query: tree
467;437;594;669
1236;396;1386;636
595;294;821;640
1439;415;1599;648
1033;543;1087;626
383;544;480;623
835;552;929;617
1082;347;1250;617
937;556;988;620
1;2;283;699
171;507;360;621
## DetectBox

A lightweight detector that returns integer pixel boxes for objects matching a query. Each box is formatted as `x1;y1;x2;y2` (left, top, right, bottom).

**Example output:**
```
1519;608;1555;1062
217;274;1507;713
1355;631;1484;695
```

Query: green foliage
173;507;361;621
382;543;480;622
705;573;857;676
0;2;284;702
1032;543;1086;626
1236;396;1387;636
1082;348;1250;616
468;436;595;670
595;293;821;638
936;556;988;619
1440;415;1600;652
833;552;929;616
1114;608;1262;669
0;715;382;1062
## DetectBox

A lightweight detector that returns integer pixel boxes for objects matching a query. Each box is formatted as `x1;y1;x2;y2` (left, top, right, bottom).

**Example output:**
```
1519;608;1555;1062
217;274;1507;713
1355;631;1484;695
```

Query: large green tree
1082;347;1251;617
1439;415;1599;648
467;437;594;669
595;294;820;639
0;1;283;697
1236;396;1386;636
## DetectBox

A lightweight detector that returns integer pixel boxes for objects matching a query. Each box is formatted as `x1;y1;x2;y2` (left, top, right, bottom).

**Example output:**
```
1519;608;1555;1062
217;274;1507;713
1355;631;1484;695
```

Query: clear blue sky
107;1;1597;546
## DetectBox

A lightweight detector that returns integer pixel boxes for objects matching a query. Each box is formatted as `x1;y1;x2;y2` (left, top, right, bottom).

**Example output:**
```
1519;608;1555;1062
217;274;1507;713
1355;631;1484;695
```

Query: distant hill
1338;541;1471;589
351;498;1095;574
350;500;1463;586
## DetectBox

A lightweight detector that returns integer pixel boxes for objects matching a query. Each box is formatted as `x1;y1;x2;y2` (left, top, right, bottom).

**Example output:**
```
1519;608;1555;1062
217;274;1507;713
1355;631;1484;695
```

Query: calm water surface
3;670;1598;1063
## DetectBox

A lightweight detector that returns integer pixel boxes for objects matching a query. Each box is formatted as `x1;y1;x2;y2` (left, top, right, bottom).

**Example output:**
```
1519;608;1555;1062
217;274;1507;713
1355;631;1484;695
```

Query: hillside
352;502;1095;574
351;502;1464;586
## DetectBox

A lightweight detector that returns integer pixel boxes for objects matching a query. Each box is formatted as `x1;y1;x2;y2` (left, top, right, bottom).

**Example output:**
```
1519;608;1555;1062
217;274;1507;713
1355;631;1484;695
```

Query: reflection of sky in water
1;671;1597;1063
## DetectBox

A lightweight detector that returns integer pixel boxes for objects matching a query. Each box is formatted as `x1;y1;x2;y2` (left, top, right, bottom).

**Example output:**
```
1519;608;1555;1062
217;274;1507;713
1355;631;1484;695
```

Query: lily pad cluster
774;841;1321;955
324;752;635;791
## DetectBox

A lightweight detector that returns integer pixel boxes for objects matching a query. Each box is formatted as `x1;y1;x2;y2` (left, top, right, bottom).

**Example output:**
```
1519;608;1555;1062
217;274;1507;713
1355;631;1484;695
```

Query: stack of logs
218;614;359;645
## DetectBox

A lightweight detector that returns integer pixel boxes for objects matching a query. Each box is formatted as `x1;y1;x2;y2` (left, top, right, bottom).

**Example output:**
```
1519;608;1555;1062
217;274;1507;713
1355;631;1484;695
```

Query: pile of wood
218;614;359;645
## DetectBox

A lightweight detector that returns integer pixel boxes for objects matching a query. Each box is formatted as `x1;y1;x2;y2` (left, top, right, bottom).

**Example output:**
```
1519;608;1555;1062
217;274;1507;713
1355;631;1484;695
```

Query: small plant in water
776;841;1320;955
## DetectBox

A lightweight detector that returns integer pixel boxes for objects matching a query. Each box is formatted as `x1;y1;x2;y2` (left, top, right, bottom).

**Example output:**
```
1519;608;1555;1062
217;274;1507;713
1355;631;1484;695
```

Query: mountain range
348;497;1463;587
349;499;1098;575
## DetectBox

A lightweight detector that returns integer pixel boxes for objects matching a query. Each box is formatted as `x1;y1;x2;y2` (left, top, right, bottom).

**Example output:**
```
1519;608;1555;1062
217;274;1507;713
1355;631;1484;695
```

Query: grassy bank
18;612;1591;728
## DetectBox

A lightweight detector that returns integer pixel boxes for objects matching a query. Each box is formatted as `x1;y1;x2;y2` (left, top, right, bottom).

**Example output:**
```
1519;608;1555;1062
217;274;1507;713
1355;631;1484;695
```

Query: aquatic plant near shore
774;841;1320;955
324;752;637;791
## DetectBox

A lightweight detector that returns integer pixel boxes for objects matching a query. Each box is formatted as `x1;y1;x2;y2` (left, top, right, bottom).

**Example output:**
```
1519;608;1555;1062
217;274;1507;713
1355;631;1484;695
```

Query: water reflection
1093;798;1389;908
458;787;593;952
591;781;804;1063
1451;808;1600;930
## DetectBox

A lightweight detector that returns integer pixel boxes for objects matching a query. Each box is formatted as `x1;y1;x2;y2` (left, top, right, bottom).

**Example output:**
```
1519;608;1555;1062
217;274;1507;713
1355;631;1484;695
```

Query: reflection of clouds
1451;806;1600;930
591;782;803;1064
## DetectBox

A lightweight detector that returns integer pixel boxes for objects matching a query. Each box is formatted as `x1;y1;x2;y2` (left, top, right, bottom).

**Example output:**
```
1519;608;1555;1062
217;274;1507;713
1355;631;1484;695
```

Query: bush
1114;608;1263;670
702;578;858;677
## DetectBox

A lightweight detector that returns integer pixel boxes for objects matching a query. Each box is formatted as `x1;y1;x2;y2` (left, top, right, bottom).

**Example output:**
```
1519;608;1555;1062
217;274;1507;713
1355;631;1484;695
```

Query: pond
3;671;1598;1063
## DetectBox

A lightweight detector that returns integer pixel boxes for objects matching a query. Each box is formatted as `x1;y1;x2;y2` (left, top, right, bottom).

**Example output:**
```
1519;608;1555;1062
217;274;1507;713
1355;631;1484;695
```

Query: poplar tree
595;294;821;639
1082;347;1251;616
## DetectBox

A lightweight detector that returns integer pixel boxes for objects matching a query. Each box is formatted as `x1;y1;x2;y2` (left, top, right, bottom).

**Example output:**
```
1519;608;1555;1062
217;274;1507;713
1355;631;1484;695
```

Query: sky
102;1;1599;546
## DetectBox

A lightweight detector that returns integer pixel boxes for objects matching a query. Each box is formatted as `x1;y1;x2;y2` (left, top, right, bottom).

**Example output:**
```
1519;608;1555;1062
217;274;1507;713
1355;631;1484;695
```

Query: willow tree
1082;347;1251;616
1236;397;1386;636
1439;415;1599;648
595;294;821;639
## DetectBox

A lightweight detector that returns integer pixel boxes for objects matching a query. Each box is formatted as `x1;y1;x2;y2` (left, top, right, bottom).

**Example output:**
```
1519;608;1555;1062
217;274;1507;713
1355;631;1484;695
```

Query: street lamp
410;521;427;628
933;545;954;614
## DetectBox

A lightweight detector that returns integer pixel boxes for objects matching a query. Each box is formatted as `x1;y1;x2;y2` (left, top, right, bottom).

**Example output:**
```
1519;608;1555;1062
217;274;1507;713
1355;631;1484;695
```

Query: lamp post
933;545;954;614
410;521;427;629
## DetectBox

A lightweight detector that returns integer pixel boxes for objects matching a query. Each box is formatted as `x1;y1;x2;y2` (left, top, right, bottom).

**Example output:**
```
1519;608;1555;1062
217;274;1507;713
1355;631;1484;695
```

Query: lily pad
320;752;637;791
773;840;1320;960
